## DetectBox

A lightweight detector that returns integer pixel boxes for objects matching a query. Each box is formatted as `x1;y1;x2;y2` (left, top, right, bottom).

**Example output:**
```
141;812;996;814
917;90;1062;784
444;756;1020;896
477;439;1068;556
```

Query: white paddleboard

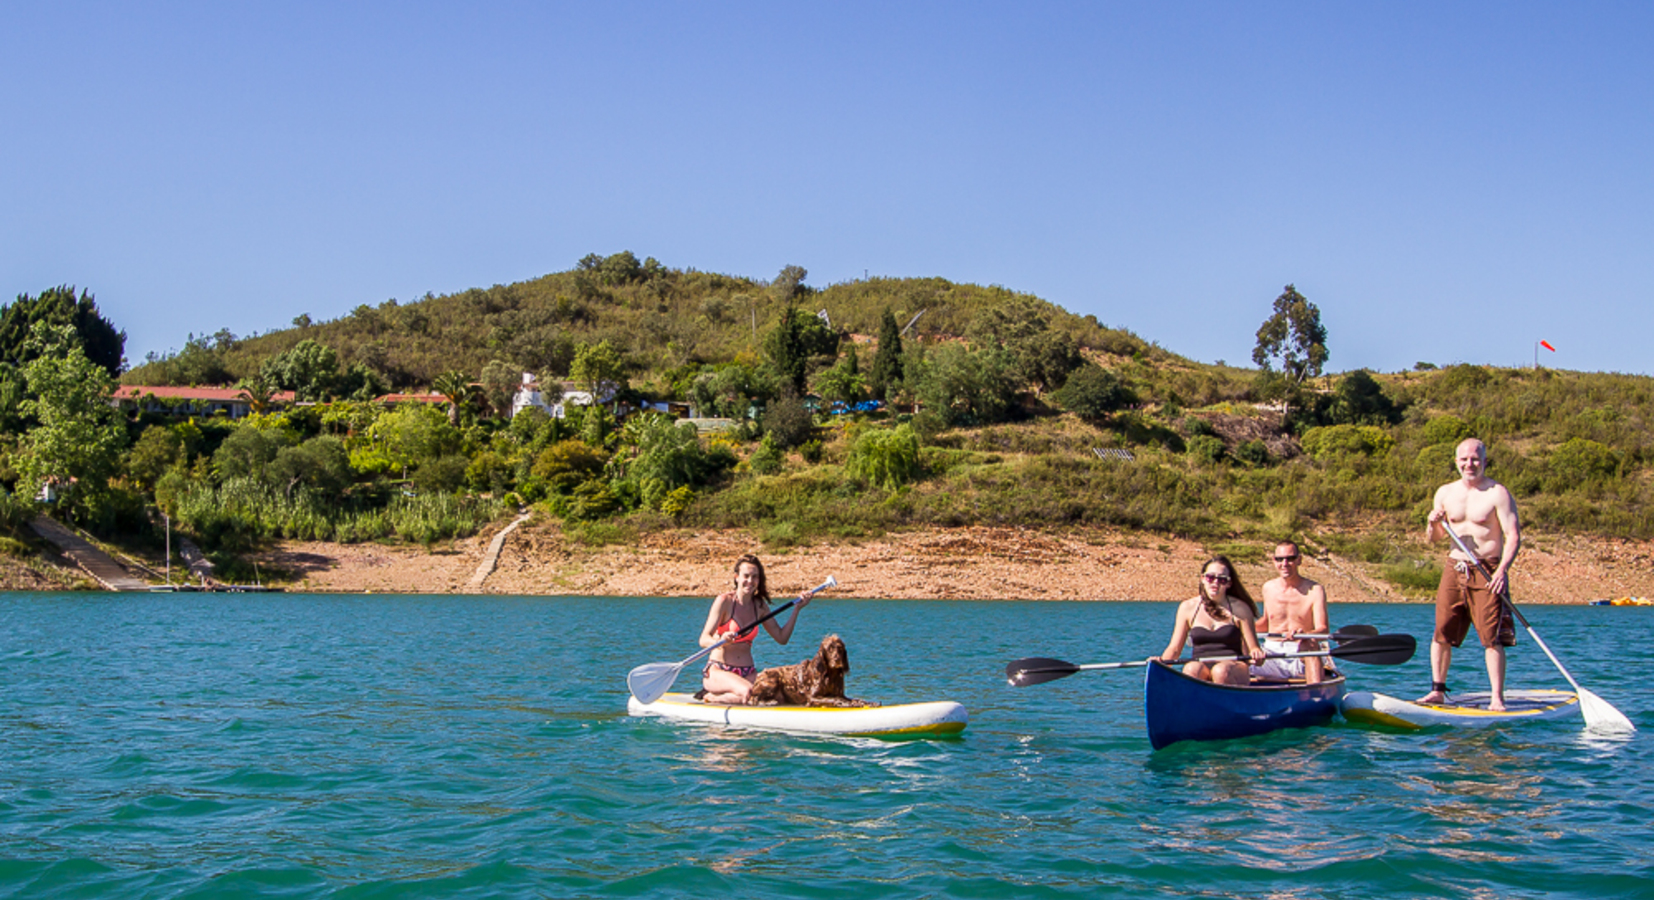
628;692;968;737
1342;689;1579;729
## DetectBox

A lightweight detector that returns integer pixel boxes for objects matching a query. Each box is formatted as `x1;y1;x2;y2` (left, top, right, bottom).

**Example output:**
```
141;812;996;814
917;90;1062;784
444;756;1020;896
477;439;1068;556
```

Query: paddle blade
627;661;685;705
1005;657;1081;687
1332;624;1380;641
1328;634;1417;666
1578;688;1637;733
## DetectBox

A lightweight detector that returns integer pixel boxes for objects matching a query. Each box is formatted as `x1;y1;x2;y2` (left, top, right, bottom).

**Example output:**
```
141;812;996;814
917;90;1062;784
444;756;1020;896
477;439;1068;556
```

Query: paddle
1262;624;1380;641
1005;634;1417;687
1441;523;1635;733
626;575;838;704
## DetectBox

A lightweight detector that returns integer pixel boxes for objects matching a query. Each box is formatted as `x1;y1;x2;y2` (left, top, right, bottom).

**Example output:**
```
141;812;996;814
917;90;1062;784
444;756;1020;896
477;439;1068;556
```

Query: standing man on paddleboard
1420;438;1520;711
1253;540;1330;684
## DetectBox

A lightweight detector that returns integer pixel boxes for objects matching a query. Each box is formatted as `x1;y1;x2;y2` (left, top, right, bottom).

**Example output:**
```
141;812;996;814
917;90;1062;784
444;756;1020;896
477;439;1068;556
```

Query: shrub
1549;438;1620;483
848;424;921;490
749;434;784;475
1420;415;1472;447
1054;364;1130;419
1185;434;1226;464
1234;439;1271;467
1300;424;1394;460
762;395;815;449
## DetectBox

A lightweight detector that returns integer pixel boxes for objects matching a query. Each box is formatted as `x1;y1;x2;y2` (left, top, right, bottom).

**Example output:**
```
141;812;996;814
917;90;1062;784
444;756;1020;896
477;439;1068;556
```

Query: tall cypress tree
0;286;126;376
869;309;904;401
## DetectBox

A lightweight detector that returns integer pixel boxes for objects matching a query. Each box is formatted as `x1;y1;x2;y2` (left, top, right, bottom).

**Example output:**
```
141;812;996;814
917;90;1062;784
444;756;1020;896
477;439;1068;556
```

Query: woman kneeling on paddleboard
698;554;811;704
1158;556;1266;685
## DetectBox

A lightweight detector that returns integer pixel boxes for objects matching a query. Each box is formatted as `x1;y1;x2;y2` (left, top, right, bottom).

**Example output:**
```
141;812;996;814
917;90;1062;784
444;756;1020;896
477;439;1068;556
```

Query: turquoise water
1;593;1648;899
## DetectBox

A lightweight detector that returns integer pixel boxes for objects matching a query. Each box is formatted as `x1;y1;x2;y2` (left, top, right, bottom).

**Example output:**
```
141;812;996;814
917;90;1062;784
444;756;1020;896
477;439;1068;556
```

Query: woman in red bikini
698;554;811;704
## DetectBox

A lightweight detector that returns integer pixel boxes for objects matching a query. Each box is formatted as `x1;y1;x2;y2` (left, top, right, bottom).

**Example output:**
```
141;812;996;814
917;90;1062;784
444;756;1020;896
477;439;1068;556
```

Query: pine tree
869;309;904;401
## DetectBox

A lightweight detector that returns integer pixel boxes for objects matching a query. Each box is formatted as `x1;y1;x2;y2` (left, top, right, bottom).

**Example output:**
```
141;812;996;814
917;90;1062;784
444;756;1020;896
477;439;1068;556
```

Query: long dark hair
732;553;771;606
1198;555;1257;619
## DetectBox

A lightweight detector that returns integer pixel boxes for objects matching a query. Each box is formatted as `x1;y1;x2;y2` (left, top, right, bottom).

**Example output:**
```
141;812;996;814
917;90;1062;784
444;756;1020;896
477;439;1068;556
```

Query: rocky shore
243;520;1651;605
6;520;1649;604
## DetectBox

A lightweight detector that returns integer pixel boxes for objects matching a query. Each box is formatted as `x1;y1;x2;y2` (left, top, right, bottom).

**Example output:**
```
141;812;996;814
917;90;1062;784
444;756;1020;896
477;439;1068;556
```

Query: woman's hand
796;590;813;610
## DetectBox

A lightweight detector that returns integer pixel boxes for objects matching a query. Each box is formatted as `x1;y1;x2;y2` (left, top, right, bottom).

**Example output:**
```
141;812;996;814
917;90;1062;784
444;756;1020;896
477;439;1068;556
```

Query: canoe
627;692;968;738
1143;660;1347;750
1341;689;1579;729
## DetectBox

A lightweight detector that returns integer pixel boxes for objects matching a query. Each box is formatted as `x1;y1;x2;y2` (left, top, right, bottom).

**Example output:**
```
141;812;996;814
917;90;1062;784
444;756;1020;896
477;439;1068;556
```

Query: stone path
29;516;150;591
467;512;533;590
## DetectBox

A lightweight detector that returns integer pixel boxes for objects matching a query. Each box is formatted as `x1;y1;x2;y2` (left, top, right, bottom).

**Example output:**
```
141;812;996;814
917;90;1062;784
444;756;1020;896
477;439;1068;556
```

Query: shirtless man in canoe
1253;540;1330;684
1420;438;1521;711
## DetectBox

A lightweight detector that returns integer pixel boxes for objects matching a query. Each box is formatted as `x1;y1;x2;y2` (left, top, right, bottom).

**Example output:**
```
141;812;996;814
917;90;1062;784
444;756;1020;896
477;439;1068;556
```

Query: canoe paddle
1441;523;1635;733
626;575;838;705
1005;634;1417;687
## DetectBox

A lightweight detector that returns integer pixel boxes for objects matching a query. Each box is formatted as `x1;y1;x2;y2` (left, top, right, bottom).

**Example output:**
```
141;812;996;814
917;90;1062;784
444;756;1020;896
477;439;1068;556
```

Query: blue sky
4;2;1651;376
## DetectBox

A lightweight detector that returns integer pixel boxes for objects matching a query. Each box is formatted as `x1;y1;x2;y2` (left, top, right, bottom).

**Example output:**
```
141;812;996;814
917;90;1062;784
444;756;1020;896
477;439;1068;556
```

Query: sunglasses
1202;573;1232;584
1273;555;1300;562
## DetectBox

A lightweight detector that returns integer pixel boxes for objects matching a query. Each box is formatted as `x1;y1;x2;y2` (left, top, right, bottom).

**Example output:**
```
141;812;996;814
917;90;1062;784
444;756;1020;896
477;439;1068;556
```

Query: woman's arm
699;592;733;649
764;591;811;645
1160;599;1194;661
1237;607;1266;663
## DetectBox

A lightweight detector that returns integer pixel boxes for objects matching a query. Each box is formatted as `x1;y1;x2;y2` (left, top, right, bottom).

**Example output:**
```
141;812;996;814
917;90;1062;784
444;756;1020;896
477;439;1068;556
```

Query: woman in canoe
698;554;812;704
1158;556;1266;685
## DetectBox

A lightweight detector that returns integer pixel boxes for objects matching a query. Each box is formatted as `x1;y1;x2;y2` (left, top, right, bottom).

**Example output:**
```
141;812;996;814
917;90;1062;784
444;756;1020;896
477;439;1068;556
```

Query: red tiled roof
113;385;298;403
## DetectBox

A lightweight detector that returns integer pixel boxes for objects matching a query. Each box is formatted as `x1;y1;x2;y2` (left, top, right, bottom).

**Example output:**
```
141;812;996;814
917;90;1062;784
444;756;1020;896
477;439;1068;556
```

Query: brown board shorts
1435;558;1517;649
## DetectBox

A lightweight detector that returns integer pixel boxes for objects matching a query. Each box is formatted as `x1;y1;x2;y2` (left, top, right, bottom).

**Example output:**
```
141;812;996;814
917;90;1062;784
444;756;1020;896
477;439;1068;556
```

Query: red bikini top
716;617;758;644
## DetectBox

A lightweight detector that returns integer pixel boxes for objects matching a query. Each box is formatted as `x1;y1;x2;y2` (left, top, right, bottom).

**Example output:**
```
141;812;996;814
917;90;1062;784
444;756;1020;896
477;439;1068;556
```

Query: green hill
5;254;1651;594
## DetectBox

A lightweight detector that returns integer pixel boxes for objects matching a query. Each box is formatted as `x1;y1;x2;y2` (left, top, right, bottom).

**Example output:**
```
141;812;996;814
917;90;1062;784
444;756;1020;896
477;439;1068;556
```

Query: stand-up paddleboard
1342;689;1579;729
627;692;968;738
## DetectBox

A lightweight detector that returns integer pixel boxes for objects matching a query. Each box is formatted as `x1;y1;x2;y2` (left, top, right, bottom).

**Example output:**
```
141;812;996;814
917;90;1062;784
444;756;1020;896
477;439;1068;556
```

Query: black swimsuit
1190;623;1243;659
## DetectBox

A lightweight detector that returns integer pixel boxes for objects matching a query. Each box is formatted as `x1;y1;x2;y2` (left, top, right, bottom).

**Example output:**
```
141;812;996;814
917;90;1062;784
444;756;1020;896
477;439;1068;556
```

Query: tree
1053;364;1132;420
15;323;127;513
1252;284;1328;383
479;359;523;419
432;370;478;427
771;265;808;302
570;340;627;402
763;305;837;394
0;285;126;376
969;296;1081;393
869;309;904;401
236;374;282;416
267;436;352;499
1325;370;1400;426
260;339;342;401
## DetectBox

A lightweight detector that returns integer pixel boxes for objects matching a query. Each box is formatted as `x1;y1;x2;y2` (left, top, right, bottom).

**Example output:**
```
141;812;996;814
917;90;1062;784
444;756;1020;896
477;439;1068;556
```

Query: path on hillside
468;512;534;590
30;516;150;591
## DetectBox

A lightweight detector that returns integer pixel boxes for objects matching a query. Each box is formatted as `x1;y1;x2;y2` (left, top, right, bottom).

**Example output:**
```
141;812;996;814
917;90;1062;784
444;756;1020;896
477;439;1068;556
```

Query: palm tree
432;370;477;427
236;374;280;416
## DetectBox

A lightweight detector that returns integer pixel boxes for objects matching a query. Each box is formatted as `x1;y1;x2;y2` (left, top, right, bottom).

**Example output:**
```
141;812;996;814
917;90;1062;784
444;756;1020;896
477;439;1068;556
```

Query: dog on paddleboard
747;633;877;708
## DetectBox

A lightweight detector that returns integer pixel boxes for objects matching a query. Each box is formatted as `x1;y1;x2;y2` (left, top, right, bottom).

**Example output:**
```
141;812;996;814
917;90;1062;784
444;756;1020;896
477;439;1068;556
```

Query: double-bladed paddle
1004;633;1417;688
626;575;838;704
1261;624;1380;642
1441;523;1635;733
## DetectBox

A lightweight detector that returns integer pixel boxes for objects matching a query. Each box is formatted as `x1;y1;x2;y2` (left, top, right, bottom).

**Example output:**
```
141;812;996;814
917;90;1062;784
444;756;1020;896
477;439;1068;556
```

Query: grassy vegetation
6;255;1651;591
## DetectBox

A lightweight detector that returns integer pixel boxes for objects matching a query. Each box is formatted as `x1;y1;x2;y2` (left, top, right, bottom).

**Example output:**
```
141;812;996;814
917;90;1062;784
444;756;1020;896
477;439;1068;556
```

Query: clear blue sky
5;2;1651;376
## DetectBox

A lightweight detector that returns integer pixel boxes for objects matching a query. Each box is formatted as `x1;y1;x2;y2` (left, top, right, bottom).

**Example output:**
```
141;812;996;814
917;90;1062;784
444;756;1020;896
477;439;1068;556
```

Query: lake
0;593;1647;899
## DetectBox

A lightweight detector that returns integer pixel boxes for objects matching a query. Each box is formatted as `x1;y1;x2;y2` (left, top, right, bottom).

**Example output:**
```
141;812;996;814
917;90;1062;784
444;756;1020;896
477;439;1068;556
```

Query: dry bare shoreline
237;520;1653;606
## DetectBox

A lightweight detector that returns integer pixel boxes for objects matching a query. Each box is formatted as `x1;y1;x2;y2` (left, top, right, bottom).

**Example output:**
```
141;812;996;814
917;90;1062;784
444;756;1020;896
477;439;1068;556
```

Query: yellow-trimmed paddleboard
627;692;968;737
1342;689;1579;729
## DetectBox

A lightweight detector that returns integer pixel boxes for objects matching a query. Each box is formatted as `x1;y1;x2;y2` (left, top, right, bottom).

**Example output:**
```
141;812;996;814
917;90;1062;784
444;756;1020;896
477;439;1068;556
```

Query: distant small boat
1143;659;1346;750
1341;690;1579;729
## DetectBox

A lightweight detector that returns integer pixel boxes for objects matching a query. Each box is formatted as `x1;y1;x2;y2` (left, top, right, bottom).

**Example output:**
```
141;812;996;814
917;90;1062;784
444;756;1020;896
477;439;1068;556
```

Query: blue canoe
1144;659;1347;750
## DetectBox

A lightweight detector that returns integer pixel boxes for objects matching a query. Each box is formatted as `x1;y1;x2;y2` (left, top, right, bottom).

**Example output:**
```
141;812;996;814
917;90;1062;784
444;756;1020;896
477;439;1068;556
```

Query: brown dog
747;634;877;707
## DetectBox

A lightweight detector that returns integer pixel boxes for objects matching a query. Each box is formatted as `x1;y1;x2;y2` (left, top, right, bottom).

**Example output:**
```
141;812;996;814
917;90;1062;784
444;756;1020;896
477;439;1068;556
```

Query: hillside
3;255;1651;600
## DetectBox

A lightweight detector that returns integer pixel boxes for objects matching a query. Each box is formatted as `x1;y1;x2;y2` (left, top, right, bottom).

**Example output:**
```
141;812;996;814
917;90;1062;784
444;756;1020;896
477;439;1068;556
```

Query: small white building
510;374;608;419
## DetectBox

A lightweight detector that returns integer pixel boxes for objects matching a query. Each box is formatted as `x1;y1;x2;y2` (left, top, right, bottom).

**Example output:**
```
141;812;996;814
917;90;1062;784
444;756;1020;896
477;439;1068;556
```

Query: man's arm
1490;486;1521;596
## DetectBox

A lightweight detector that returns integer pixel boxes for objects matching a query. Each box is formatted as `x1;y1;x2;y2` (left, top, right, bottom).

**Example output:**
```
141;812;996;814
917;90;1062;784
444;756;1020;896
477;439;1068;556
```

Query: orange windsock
1540;340;1557;352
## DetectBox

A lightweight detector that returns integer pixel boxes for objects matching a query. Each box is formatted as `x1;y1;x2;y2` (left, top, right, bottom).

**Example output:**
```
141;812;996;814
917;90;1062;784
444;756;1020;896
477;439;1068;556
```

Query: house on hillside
508;373;679;420
510;374;610;419
111;385;297;419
